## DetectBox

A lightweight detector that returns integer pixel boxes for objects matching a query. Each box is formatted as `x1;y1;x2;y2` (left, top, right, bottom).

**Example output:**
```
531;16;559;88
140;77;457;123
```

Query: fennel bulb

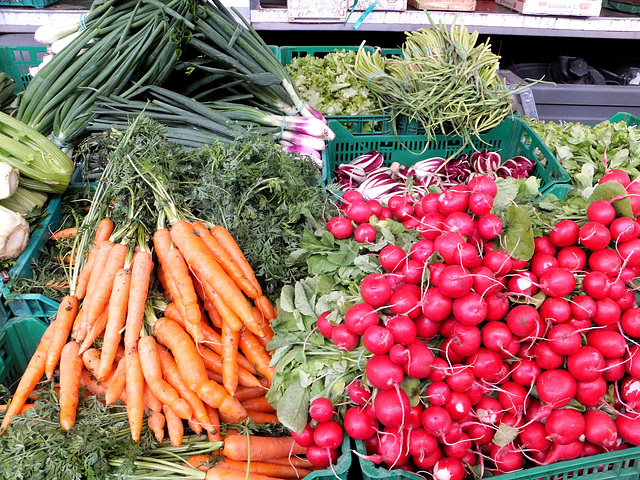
0;205;29;260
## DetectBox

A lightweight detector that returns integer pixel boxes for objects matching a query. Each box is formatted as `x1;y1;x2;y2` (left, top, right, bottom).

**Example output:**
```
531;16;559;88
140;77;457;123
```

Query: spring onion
0;205;29;260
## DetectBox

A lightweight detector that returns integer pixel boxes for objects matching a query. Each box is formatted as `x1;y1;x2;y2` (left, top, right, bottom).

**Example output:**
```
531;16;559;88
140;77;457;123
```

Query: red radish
379;245;406;271
313;420;343;449
375;426;410;467
617;238;640;267
469;192;493;215
589;248;622;276
545;408;585;445
348;379;371;405
317;312;335;338
481;321;513;353
584;410;617;448
418;213;446;240
506;305;540;338
421;192;440;214
587;200;616;225
386;315;417;346
575;376;607;407
534;236;557;256
592;297;621;326
444;212;475;236
600;169;631;186
428;262;447;288
618;289;636;311
292;422;315;447
389;344;409;365
471;266;503;297
610;217;638;243
539;297;572;324
468;176;498;197
550;219;580;247
392;203;414;221
309;397;334;423
446;367;475;393
586;330;626;358
346;201;373;224
567;346;605;382
360;273;392;308
621;308;640;337
533;341;564;370
367;199;383;217
365;354;404;390
530;253;559;279
448;242;481;269
510;359;541;386
327;217;353;239
519;422;551;452
442;433;471;460
490;444;524;473
439;317;459;338
422;406;452;438
444;391;471;421
414;447;442;470
434;232;465;262
466;348;502;382
345;303;379;336
400;259;425;284
389;284;421;318
510;257;529;271
403;217;421;231
536;369;577;408
410;239;435;264
452;292;487;326
438;265;473;299
482;249;513;276
625;345;640;378
497;381;529;416
428;357;449;382
344;406;375;440
432;457;465;480
621;376;640;408
485;292;510;321
627;182;640;216
615;412;640;445
387;195;407;211
556;246;587;271
571;295;597;320
374;388;411;427
523;399;552;424
331;324;360;351
403;342;435;379
543;440;583;464
408;428;438;460
354;223;377;244
438;189;469;216
306;446;340;467
539;267;576;297
548;323;581;355
474;396;503;425
581;442;602;457
477;214;503;239
608;278;626;301
414;315;441;339
362;325;394;354
426;381;451;407
342;190;364;204
603;357;626;382
441;338;467;364
378;207;393;220
579;222;612;251
582;271;611;300
449;323;481;357
507;271;539;297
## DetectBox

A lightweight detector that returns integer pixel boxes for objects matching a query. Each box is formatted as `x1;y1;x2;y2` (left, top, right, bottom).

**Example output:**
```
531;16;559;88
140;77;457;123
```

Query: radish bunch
302;169;640;479
292;398;344;467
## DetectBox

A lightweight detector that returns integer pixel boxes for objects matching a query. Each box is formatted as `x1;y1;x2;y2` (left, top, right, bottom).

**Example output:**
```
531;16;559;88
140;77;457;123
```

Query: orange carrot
75;218;113;300
0;404;36;415
144;384;166;442
222;435;306;462
221;320;239;396
82;242;128;340
224;428;240;438
234;386;269;402
49;227;77;241
59;341;83;430
81;347;102;377
81;241;115;334
98;268;131;382
170;221;264;338
240;396;276;413
0;323;55;433
255;295;276;323
251;307;274;350
44;295;79;380
124;250;154;353
154;228;201;325
70;307;85;343
199;347;263;389
197;274;244;332
138;335;193;420
204;404;222;442
163;403;184;447
191;273;223;329
245;410;279;424
216;459;312;479
125;349;145;442
239;329;274;383
192;221;258;299
157;345;217;434
152;317;247;420
206;466;285;480
187;454;215;472
80;368;109;399
156;264;172;299
105;355;127;405
188;418;203;436
266;457;316;469
79;307;109;355
210;225;262;297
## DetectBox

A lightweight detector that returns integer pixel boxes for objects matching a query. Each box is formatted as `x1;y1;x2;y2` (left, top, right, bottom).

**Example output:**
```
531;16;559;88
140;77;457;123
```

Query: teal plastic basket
608;112;640;127
0;316;48;389
0;45;47;92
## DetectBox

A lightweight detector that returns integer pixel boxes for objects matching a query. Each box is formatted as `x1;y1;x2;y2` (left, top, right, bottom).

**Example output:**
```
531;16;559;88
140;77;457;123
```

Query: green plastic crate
325;115;571;196
0;45;47;92
355;438;640;480
0;0;58;7
279;45;401;66
609;112;640;127
306;433;352;480
0;316;48;389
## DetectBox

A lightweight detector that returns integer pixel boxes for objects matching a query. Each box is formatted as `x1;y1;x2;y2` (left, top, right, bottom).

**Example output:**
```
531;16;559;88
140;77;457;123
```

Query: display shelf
250;0;640;38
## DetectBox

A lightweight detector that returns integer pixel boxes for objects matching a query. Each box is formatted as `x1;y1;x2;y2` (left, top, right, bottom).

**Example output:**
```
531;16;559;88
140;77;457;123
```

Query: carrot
251;307;274;350
82;242;128;340
239;329;274;383
197;274;244;332
255;295;276;323
44;295;79;381
170;221;264;338
245;410;279;424
191;221;258;299
240;396;276;413
163;403;184;447
0;323;55;433
224;428;240;438
199;347;263;389
222;435;307;462
81;241;115;332
266;457;316;469
124;250;154;353
204;403;222;442
75;218;113;300
79;307;109;355
80;367;112;400
59;341;83;430
187;454;215;472
70;306;86;343
144;384;166;442
154;228;201;325
210;225;262;297
105;355;127;405
234;386;269;402
138;335;193;420
0;404;35;415
152;317;247;420
81;347;103;377
156;264;172;299
97;268;131;382
216;459;312;479
221;320;239;396
157;345;217;434
191;273;223;329
49;227;77;242
188;418;203;436
205;466;285;480
126;349;145;442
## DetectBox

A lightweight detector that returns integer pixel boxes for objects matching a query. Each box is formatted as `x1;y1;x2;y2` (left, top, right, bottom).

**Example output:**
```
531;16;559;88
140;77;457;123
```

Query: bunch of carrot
0;215;280;451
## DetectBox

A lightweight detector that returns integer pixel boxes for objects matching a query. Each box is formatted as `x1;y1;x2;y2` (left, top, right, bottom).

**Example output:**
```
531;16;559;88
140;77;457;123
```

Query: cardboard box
288;0;349;21
496;0;601;15
353;0;407;11
408;0;475;10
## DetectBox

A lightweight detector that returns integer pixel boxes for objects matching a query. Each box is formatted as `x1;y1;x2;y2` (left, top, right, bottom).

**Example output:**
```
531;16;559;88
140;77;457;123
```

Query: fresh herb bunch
0;384;156;480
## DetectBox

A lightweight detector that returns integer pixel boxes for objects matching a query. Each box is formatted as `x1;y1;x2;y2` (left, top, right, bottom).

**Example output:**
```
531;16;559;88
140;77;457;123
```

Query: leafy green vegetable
497;204;534;261
588;182;634;218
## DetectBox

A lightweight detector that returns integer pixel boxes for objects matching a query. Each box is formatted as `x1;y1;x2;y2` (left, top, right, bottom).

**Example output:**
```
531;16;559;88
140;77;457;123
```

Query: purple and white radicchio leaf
336;164;367;186
444;155;472;185
349;150;384;172
357;175;401;201
412;157;446;180
471;150;501;176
